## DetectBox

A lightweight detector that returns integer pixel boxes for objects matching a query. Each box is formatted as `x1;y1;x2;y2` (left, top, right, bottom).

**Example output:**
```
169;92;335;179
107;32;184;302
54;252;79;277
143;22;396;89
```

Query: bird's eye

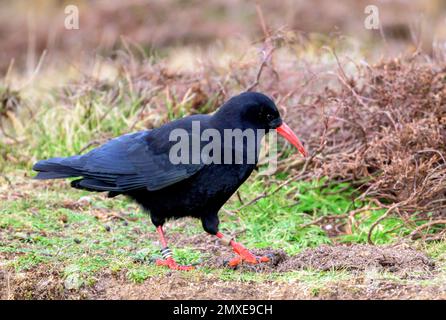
266;114;274;121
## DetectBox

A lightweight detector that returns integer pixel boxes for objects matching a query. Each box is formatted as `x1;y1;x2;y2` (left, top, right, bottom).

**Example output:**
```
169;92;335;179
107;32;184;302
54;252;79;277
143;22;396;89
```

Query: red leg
216;232;270;267
155;226;194;271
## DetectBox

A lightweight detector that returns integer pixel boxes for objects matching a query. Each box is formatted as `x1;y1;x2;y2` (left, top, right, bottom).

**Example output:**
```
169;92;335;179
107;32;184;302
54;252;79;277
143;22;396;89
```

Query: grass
2;90;444;292
2;169;441;291
1;75;196;171
222;177;415;254
0;39;444;299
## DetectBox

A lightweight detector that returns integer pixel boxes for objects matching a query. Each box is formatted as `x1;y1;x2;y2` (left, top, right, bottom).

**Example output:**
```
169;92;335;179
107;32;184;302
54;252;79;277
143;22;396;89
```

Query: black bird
33;92;307;270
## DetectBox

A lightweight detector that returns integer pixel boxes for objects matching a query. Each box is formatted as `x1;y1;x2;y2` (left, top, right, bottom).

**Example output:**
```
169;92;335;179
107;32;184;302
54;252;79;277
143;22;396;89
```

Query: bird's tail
32;156;82;180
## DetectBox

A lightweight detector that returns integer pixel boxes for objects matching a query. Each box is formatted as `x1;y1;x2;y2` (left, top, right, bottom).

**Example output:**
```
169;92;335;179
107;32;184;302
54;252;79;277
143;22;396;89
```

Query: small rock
64;273;83;290
77;196;92;207
59;214;68;223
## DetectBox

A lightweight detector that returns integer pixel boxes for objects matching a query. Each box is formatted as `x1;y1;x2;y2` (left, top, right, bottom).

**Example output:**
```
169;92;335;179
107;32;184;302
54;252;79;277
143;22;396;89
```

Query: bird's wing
84;130;204;191
57;130;204;191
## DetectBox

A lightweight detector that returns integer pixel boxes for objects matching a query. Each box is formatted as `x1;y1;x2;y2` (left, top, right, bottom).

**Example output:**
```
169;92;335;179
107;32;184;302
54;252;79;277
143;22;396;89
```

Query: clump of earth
206;244;435;275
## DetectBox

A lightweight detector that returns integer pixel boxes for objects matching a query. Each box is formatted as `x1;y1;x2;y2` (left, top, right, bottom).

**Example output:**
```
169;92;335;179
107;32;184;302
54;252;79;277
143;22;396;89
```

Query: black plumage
33;92;307;269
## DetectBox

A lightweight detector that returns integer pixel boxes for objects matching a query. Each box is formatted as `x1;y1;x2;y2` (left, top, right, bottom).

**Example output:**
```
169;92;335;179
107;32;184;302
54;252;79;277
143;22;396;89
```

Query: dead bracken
279;58;446;243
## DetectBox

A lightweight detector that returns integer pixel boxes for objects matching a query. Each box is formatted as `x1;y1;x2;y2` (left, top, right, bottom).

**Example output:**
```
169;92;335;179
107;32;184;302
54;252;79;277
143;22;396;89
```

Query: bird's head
214;92;308;157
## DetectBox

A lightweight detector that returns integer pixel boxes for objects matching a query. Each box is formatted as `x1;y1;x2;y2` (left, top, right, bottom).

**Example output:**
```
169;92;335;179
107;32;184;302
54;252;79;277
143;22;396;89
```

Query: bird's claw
227;255;270;268
156;257;194;271
227;241;270;267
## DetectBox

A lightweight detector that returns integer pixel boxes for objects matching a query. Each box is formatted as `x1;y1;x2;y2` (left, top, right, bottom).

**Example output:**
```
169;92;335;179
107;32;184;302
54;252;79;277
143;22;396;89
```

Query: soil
278;244;435;273
2;265;445;300
202;244;435;277
95;273;446;300
2;243;444;300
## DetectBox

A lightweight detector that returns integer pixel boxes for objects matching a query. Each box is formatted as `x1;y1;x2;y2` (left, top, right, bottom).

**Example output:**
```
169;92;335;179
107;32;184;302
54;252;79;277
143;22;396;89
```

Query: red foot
156;257;194;271
229;241;270;267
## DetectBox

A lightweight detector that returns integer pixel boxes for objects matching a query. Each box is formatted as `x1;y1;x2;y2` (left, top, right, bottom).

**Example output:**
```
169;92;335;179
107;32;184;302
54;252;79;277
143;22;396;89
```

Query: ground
1;172;445;300
1;0;446;301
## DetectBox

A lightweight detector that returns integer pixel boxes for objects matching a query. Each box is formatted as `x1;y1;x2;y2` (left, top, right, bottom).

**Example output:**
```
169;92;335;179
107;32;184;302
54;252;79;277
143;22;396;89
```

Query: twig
78;139;103;154
409;220;446;240
128;89;159;131
246;47;275;92
246;3;275;92
235;172;301;211
299;214;347;229
236;191;244;205
367;202;402;244
235;148;319;211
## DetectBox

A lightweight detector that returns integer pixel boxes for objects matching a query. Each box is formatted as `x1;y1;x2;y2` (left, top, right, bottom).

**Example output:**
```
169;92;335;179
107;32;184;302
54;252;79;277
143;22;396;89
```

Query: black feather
32;92;281;240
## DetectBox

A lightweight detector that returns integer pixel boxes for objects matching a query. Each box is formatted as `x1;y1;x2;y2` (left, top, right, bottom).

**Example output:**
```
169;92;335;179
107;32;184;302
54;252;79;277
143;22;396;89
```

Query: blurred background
1;0;446;74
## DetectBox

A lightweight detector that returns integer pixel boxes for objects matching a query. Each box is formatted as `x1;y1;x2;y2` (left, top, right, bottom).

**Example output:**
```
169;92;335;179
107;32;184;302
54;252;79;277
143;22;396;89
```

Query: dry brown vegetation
1;0;446;300
1;1;445;248
292;58;446;243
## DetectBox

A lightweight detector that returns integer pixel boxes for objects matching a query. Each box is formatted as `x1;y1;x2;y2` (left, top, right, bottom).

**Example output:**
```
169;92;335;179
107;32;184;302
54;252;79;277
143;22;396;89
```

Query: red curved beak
276;122;308;157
